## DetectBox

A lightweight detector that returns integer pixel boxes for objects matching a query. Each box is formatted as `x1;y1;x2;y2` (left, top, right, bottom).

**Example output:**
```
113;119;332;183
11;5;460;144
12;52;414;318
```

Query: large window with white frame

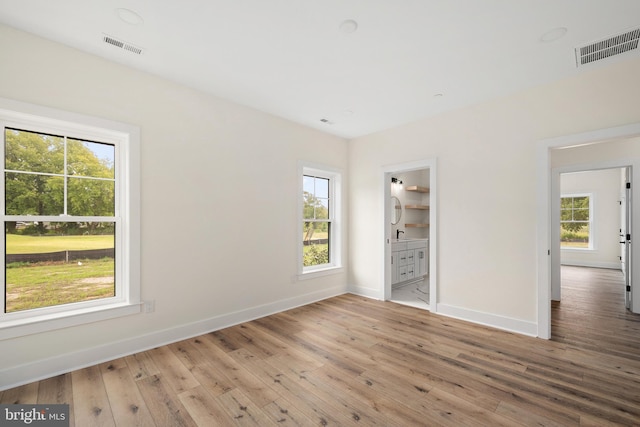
300;164;342;276
560;193;593;249
0;99;140;338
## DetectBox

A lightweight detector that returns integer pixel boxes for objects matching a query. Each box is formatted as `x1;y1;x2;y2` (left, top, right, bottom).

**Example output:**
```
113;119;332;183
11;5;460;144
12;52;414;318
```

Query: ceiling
0;1;639;139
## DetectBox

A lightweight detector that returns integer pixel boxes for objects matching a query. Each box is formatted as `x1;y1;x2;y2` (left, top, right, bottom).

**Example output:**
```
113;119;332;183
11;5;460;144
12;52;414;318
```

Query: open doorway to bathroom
383;159;437;311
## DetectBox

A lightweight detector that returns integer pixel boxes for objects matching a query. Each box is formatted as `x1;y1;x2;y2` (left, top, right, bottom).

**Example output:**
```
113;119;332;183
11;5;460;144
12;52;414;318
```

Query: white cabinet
415;245;428;276
391;239;428;285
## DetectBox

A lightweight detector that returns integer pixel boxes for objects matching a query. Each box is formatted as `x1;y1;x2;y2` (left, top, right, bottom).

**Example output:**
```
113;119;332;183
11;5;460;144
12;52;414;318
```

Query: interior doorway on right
558;167;632;315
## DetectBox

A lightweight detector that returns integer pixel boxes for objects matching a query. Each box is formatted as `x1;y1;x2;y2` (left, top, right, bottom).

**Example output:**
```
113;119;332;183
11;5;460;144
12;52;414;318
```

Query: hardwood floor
2;266;640;426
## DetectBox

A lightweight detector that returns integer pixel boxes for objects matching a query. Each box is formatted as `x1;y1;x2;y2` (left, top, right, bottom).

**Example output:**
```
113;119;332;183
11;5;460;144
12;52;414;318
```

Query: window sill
298;266;344;281
561;247;595;252
0;302;141;340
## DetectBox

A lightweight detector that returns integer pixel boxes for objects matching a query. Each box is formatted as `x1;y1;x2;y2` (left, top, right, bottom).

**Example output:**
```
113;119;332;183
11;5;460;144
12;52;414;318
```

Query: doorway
382;159;437;311
554;168;631;326
537;123;640;339
552;165;633;309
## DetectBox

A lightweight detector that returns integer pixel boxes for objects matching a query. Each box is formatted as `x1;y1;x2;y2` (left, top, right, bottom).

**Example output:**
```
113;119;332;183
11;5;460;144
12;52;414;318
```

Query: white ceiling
0;1;639;138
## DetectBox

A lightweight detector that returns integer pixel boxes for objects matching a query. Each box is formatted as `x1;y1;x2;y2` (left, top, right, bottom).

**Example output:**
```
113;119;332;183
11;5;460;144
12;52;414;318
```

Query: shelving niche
405;185;429;228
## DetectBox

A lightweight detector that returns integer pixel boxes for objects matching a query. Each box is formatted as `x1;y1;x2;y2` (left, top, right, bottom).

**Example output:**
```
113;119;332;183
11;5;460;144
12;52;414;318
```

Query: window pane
5;221;115;313
314;177;329;199
67;139;115;179
303;175;330;220
303;222;330;267
303;175;315;195
573;208;589;221
573;196;589;208
315;198;329;219
303;190;316;219
68;177;115;216
5;128;64;174
560;223;590;248
5;173;64;215
560;208;572;221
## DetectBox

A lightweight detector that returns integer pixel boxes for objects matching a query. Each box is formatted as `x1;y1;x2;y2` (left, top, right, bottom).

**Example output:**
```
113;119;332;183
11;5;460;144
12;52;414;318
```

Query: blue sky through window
82;141;114;166
303;175;329;210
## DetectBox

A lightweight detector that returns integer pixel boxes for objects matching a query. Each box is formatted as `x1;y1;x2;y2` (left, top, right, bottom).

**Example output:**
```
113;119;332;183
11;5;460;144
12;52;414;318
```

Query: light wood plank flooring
2;266;640;426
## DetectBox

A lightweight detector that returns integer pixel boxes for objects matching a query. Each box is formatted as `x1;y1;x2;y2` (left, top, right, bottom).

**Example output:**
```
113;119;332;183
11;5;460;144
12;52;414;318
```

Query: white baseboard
347;290;538;337
560;260;621;270
436;303;538;337
0;286;346;391
347;284;383;300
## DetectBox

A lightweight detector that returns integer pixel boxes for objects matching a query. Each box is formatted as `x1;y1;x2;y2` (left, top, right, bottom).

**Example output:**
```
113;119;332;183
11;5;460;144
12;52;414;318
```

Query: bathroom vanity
391;239;428;285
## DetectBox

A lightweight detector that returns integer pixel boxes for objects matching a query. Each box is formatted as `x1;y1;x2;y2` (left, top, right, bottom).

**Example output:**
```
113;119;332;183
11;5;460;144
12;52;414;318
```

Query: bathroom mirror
391;196;402;224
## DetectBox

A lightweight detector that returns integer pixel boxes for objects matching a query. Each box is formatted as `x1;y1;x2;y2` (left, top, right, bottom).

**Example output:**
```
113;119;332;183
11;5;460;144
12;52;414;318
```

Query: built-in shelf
405;185;429;193
403;185;429;230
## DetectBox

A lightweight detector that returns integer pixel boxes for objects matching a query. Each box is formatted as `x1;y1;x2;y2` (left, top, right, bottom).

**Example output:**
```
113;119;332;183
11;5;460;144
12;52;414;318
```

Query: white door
621;167;632;309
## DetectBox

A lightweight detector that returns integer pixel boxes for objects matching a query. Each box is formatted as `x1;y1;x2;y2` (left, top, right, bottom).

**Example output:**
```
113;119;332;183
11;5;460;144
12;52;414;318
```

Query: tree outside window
4;127;116;313
303;175;330;267
560;194;591;249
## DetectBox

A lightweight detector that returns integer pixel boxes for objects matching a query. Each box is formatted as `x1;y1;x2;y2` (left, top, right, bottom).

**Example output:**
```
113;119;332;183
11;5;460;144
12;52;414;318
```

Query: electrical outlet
144;300;155;313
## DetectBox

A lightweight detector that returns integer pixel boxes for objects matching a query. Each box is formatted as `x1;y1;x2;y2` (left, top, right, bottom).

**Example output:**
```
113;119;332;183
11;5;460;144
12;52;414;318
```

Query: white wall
0;25;348;388
560;169;622;268
348;54;640;335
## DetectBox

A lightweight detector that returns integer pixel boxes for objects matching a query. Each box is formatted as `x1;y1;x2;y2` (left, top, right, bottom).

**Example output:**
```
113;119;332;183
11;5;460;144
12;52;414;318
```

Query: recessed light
344;110;354;115
340;19;358;34
433;93;444;98
116;8;144;25
540;27;568;43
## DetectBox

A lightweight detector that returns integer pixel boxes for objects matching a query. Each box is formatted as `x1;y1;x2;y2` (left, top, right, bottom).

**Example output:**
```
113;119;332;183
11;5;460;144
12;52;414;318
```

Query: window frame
0;98;140;340
298;162;343;279
560;192;594;251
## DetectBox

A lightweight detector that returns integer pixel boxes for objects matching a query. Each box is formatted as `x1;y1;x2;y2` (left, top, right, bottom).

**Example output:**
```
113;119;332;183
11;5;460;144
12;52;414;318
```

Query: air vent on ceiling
103;34;144;55
575;28;640;67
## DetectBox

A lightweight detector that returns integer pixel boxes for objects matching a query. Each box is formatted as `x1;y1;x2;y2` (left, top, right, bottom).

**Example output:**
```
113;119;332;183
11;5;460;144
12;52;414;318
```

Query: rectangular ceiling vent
103;34;144;55
575;28;640;67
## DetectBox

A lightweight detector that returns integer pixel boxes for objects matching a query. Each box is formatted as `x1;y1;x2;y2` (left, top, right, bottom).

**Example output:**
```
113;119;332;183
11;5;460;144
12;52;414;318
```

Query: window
560;194;592;249
0;99;140;338
300;164;342;276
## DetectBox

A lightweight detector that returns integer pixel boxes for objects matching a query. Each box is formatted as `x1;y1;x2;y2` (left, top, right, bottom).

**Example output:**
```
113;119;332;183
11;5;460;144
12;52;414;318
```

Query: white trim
348;285;384;300
0;97;140;338
560;247;595;252
0;303;140;341
437;303;537;337
0;286;346;391
296;266;344;281
537;122;640;339
560;261;621;269
298;161;343;276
